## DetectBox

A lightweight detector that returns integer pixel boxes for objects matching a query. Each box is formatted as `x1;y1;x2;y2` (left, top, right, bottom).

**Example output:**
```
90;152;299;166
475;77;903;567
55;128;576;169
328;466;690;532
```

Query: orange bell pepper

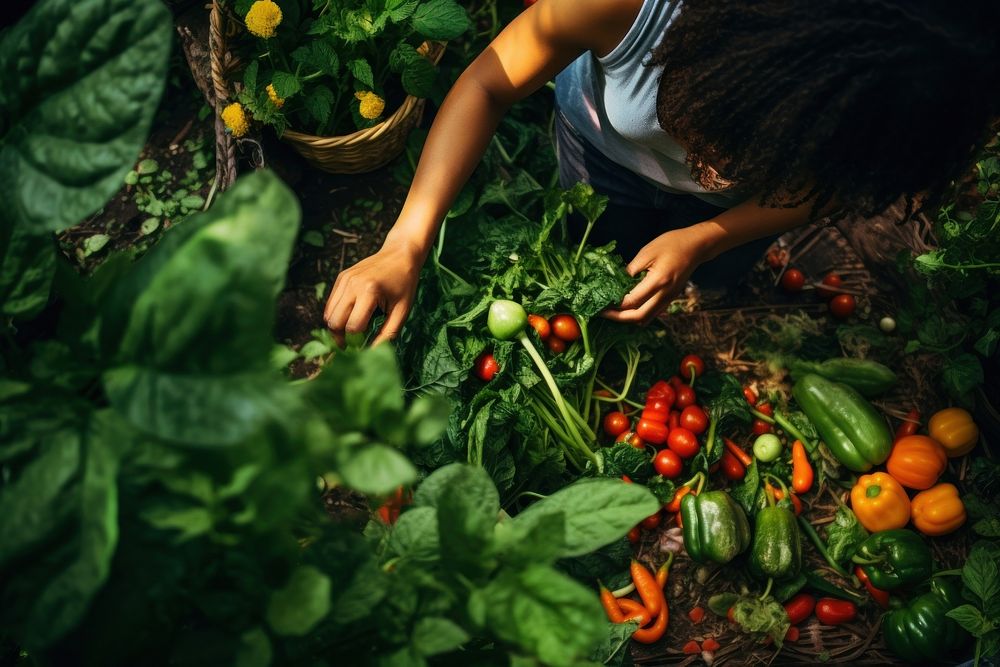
886;435;948;490
850;472;910;533
928;408;979;457
911;483;966;536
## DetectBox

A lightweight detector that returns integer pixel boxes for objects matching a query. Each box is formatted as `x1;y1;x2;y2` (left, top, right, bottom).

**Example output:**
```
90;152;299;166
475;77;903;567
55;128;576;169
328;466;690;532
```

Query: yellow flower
245;0;282;38
266;83;284;108
221;102;249;137
354;91;385;120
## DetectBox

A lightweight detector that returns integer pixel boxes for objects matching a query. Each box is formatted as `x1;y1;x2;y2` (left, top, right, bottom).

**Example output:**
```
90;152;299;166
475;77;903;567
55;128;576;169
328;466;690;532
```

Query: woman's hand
324;238;426;347
602;225;714;325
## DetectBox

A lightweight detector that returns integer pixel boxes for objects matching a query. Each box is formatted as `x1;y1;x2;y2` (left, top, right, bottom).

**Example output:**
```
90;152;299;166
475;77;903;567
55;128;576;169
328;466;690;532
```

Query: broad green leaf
946;605;995;637
412;462;467;508
478;565;604;666
964;547;1000;608
305;345;406;434
403;394;450;446
337;443;417;496
386;0;419;22
494;508;565;566
588;621;639;667
411;0;471;40
412;617;469;657
0;225;55;318
347;58;375;89
388;506;439;561
140;505;214;542
0;0;171;233
390;44;436;98
437;465;499;575
271;71;301;99
304;85;335;126
235;628;273;667
512;478;658;557
266;565;331;636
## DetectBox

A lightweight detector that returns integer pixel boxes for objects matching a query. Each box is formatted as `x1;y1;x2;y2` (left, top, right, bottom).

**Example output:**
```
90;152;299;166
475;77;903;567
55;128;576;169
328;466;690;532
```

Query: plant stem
797;515;851;578
759;577;774;601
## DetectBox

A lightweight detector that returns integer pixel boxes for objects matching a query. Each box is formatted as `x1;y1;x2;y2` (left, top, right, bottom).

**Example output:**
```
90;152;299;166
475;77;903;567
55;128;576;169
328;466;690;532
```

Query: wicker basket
209;0;444;176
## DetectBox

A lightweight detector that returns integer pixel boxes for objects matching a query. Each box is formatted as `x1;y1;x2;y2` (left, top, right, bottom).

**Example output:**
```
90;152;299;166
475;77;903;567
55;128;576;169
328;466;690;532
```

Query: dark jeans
554;108;773;289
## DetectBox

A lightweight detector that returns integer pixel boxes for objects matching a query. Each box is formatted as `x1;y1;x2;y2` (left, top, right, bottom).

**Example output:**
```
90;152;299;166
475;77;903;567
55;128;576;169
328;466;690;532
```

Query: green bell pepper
681;490;751;564
791;374;892;472
789;358;897;398
749;478;802;580
852;530;933;591
882;577;969;663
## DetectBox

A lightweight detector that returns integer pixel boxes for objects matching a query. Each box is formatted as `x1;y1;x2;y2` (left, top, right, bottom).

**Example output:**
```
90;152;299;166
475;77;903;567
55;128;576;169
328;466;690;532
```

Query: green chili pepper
852;529;933;591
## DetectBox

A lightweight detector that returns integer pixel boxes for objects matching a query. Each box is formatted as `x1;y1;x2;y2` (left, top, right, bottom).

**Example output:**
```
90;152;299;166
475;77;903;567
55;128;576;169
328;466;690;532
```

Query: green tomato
487;300;528;341
753;433;783;462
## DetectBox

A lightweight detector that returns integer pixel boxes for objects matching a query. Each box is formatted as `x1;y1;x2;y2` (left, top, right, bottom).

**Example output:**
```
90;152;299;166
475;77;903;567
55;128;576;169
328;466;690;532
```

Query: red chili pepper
723;437;754;467
751;419;773;435
743;386;758;406
756;402;774;417
815;598;856;625
894;408;921;443
854;566;891;609
783;593;816;625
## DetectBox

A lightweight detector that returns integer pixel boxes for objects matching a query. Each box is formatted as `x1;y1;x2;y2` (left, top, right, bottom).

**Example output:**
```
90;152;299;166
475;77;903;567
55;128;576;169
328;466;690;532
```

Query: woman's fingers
373;299;411;346
603;289;666;323
346;291;379;339
617;269;664;311
325;293;356;348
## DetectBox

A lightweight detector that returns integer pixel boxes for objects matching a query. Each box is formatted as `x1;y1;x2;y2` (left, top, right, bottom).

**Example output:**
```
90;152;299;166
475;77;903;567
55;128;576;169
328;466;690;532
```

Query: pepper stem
852;554;887;566
866;485;881;498
759;577;774;601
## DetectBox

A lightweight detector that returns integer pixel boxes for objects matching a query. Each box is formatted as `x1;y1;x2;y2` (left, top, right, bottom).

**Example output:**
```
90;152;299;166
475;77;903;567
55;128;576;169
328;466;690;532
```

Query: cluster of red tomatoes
602;354;708;482
474;313;582;381
777;266;857;320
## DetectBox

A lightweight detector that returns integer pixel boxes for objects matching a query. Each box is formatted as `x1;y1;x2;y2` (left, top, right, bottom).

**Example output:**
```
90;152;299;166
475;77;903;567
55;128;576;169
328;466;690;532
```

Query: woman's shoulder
538;0;644;57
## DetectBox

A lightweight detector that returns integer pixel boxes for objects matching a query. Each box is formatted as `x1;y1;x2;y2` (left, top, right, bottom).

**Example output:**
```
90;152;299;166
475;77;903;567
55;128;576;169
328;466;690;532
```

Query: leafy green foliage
732;594;791;646
948;541;1000;665
825;505;869;565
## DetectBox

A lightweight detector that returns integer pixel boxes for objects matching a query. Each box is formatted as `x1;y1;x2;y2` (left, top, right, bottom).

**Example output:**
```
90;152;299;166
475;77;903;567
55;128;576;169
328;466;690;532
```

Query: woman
324;0;999;345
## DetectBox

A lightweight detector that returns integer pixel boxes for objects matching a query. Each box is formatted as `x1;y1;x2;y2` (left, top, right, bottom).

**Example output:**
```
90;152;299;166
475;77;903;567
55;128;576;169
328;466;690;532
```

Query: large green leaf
0;225;55;319
0;0;171;234
266;565;332;637
100;171;301;445
411;0;471;40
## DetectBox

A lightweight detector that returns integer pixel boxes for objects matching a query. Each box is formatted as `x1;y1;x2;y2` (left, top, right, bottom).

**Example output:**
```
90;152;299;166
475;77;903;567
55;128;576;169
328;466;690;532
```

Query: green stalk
797;515;851;578
752;408;814;448
759;577;774;601
574;217;596;264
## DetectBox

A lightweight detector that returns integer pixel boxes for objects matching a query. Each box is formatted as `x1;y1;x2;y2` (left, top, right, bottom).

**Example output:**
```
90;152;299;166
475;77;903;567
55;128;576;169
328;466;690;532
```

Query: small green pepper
749;476;802;580
882;577;969;663
681;490;751;564
852;529;933;591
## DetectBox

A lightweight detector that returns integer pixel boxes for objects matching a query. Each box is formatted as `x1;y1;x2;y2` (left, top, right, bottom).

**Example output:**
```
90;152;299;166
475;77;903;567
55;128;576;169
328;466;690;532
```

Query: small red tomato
679;354;705;383
527;314;551;341
668;375;684;388
549;314;581;342
546;335;566;354
640;512;661;530
829;294;856;319
653;448;683;478
627;526;640;543
642;397;672;422
720;450;746;480
473;351;499;381
667;427;699;458
784;593;816;625
815;598;857;626
679;405;709;435
646;382;676;409
636;419;669;445
756;402;774;417
674;384;696;409
751;419;772;435
603;411;630;437
743;386;758;406
616;430;644;449
816;273;843;300
785;626;800;643
781;268;805;292
668;410;680;429
766;247;788;269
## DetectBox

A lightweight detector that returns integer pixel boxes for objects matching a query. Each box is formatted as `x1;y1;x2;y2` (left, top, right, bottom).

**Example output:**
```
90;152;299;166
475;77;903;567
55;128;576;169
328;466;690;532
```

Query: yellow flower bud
245;0;282;38
354;91;385;120
266;83;284;108
221;103;250;137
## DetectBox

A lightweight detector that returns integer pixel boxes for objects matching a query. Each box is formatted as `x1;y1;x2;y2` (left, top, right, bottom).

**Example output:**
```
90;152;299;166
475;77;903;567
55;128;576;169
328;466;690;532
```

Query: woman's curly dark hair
650;0;1000;218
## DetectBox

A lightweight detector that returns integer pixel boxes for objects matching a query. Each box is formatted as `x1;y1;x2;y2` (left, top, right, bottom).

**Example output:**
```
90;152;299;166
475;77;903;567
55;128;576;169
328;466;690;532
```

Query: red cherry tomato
829;294;856;319
668;375;684;388
642;397;672;422
674;384;696;409
756;402;774;417
667;427;699;458
646;381;676;408
743;386;758;406
679;405;709;435
679;355;705;383
751;419;773;435
784;593;816;625
653;449;683;478
627;526;640;543
527;314;551;341
616;430;644;449
473;351;499;381
668;410;680;429
816;273;843;300
546;336;566;354
636;419;669;445
603;411;630;437
781;268;805;292
640;512;661;530
815;598;857;626
549;314;581;342
720;451;746;481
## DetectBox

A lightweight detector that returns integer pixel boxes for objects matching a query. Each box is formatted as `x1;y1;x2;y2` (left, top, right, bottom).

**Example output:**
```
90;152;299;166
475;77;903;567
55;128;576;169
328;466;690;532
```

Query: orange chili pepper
599;585;625;623
724;437;754;468
850;472;910;533
886;435;947;490
631;560;663;617
911;483;966;536
616;598;653;627
632;603;668;644
666;485;692;513
791;440;813;494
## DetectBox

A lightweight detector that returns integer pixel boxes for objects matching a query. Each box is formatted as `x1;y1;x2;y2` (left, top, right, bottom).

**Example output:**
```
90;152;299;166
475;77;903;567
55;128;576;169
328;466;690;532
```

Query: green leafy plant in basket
225;0;471;138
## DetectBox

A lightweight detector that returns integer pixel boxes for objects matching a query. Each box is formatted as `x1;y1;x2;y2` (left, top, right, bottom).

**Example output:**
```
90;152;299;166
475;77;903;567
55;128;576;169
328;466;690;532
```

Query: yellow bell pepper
911;483;966;536
928;407;979;457
851;472;911;533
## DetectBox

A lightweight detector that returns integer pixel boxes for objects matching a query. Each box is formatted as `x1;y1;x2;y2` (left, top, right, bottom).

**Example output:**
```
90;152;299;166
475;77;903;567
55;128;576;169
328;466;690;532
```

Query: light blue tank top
554;0;741;208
